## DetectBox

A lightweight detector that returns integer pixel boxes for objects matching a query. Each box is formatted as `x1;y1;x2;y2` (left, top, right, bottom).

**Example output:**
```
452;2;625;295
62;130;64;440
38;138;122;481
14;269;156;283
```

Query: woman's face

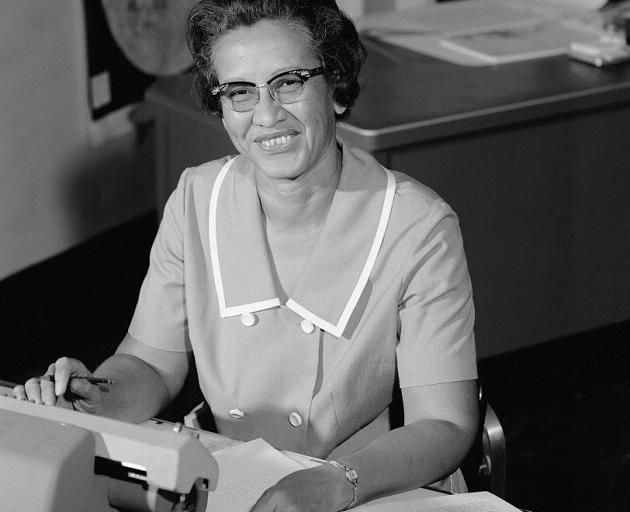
212;20;344;182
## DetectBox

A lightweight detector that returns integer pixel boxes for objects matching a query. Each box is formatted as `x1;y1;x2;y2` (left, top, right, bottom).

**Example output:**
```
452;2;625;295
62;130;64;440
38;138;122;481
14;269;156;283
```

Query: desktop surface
338;37;630;150
148;42;630;153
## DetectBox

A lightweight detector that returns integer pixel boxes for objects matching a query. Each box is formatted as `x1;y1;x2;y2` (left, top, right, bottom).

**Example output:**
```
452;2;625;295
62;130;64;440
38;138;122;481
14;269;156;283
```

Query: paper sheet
355;0;610;66
356;0;547;37
204;438;305;512
356;0;607;34
439;20;600;64
355;491;522;512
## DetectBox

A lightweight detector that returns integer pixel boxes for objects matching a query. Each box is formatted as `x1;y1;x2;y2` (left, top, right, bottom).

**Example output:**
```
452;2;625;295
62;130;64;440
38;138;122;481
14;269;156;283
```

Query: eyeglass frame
210;66;325;112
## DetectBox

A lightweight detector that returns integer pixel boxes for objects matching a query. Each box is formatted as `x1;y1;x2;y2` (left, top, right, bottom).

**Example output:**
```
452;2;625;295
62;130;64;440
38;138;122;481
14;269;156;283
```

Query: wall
0;1;154;279
0;0;432;280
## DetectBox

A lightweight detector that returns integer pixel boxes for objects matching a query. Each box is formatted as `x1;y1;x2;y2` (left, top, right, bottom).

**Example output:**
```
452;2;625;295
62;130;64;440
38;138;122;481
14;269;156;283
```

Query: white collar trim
208;157;282;317
208;157;396;337
286;169;395;337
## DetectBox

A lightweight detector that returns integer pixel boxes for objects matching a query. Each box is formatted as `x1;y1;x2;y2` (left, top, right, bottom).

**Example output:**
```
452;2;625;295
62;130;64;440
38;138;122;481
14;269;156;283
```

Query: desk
0;381;445;511
144;43;630;358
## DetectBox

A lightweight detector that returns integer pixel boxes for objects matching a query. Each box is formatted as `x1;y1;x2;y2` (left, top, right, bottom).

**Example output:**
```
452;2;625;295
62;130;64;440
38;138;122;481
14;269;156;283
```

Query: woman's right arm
13;333;191;424
14;171;195;421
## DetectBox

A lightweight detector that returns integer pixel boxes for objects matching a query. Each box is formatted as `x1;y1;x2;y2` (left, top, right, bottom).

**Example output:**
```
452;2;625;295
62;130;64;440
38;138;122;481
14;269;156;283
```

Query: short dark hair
186;0;366;120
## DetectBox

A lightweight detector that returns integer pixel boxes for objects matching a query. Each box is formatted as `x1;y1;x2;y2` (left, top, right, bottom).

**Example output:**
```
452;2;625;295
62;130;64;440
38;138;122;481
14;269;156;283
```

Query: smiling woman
15;2;479;511
211;20;341;184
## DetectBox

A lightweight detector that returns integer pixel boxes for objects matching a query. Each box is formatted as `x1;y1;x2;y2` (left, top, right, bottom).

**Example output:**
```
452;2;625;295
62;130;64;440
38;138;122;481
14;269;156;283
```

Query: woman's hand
250;463;355;512
12;357;105;414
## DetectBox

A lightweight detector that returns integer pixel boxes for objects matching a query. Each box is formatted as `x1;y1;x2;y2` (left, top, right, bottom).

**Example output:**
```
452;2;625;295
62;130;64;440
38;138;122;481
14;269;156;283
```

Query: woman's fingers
17;375;56;405
12;384;28;401
40;374;56;405
13;357;94;406
67;375;97;398
22;376;46;404
52;357;91;397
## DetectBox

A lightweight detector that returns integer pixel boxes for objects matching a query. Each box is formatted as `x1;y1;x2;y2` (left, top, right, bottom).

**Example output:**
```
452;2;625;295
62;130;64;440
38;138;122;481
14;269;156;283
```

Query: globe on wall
101;0;197;76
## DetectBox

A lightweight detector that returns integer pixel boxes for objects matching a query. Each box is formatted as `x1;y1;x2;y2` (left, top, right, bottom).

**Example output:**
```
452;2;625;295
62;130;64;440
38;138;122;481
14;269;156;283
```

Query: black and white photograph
1;1;628;511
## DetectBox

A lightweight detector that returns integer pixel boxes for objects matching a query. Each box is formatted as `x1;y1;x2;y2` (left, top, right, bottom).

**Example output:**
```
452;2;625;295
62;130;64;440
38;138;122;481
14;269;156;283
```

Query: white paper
194;429;241;453
439;20;600;64
356;0;555;36
281;450;324;469
204;438;305;512
354;0;610;66
355;491;522;512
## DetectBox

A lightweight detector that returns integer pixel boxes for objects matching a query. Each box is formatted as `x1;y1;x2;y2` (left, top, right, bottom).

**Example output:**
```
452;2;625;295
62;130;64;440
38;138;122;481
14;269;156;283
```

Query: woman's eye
276;76;303;91
228;88;252;99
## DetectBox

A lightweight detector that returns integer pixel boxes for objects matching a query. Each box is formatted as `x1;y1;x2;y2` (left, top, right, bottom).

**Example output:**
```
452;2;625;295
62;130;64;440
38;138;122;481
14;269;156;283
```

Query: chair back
461;385;506;497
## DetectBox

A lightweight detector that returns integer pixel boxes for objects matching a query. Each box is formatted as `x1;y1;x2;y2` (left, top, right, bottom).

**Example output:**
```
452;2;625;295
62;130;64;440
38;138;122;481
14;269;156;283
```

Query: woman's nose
252;88;284;126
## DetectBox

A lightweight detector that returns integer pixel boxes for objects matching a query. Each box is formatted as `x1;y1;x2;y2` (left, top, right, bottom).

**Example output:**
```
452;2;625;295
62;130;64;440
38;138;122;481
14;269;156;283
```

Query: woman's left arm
334;379;479;506
250;379;478;511
252;198;479;511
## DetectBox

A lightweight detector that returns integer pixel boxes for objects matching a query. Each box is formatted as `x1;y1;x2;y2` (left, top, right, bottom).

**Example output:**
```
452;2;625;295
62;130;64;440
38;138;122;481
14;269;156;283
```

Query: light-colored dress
127;143;477;490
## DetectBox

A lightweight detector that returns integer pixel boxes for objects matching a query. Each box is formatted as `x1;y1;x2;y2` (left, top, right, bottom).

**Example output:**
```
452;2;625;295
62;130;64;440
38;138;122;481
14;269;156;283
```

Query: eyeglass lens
222;73;308;112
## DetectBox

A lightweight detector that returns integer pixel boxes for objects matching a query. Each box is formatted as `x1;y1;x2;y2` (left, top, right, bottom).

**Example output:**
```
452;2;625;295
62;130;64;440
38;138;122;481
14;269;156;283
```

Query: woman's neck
256;144;341;234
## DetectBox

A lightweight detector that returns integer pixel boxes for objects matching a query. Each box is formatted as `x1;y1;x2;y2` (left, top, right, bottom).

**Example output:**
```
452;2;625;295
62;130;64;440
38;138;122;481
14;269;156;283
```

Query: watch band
328;460;359;510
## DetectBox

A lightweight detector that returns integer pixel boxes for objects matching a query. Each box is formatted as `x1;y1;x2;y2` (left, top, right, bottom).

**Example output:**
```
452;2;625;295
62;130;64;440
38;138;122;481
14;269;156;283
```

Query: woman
15;1;479;510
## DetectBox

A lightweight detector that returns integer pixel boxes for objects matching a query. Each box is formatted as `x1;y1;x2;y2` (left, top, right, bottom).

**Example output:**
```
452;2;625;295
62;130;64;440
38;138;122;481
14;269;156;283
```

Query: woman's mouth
255;132;298;150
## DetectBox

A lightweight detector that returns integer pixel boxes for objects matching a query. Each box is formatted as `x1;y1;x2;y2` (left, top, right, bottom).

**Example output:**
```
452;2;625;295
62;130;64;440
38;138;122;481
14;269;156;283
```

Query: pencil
42;375;114;385
72;376;114;385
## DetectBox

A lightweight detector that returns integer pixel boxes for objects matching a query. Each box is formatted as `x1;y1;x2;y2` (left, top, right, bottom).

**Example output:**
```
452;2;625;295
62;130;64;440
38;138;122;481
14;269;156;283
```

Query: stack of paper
439;20;603;64
204;438;310;512
355;0;612;66
189;435;523;512
356;491;523;511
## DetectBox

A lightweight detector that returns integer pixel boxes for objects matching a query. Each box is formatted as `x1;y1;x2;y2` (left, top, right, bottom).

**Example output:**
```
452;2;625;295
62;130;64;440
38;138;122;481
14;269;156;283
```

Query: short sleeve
128;170;191;353
396;201;477;388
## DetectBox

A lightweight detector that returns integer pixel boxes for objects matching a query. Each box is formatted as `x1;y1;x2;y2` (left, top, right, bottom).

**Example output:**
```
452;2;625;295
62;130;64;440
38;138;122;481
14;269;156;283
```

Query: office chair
461;385;506;498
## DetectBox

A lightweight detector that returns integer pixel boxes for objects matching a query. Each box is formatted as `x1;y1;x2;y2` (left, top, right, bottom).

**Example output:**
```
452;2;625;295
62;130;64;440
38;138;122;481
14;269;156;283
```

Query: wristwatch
328;460;359;510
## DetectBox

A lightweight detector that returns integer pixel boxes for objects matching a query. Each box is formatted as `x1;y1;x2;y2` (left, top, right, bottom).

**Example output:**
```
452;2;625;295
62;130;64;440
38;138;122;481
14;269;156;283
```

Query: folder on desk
439;20;602;64
356;0;612;66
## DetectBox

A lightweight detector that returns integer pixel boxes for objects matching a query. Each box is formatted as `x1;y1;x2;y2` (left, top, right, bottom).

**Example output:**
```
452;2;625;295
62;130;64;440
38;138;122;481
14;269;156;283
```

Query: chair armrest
481;403;506;498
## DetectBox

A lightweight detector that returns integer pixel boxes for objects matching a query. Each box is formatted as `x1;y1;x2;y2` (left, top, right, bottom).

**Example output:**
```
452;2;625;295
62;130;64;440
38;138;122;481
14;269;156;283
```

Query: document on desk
355;0;610;66
356;491;522;512
439;21;601;64
204;438;307;512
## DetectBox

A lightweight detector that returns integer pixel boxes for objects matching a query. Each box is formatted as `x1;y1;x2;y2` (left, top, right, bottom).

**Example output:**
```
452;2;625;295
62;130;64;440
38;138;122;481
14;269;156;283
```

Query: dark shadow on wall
61;117;156;242
0;211;158;386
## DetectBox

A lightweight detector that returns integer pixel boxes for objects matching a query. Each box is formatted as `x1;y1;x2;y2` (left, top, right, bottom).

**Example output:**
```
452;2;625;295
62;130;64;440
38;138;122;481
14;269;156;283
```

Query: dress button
300;319;315;334
229;408;245;419
241;312;256;327
288;412;303;428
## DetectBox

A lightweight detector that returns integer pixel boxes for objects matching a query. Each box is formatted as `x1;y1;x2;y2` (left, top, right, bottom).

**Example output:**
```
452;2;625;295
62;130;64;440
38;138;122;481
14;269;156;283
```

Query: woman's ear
334;102;347;116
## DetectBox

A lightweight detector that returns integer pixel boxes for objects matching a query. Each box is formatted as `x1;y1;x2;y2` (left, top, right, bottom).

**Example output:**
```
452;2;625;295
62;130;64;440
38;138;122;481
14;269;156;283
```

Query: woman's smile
255;130;299;152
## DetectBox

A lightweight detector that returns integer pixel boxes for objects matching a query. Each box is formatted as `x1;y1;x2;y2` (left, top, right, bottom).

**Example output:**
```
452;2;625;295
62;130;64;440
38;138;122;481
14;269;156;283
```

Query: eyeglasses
211;66;325;112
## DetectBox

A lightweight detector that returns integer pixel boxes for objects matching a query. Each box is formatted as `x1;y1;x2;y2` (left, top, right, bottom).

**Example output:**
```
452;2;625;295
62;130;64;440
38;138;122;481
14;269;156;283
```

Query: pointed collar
208;144;396;338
